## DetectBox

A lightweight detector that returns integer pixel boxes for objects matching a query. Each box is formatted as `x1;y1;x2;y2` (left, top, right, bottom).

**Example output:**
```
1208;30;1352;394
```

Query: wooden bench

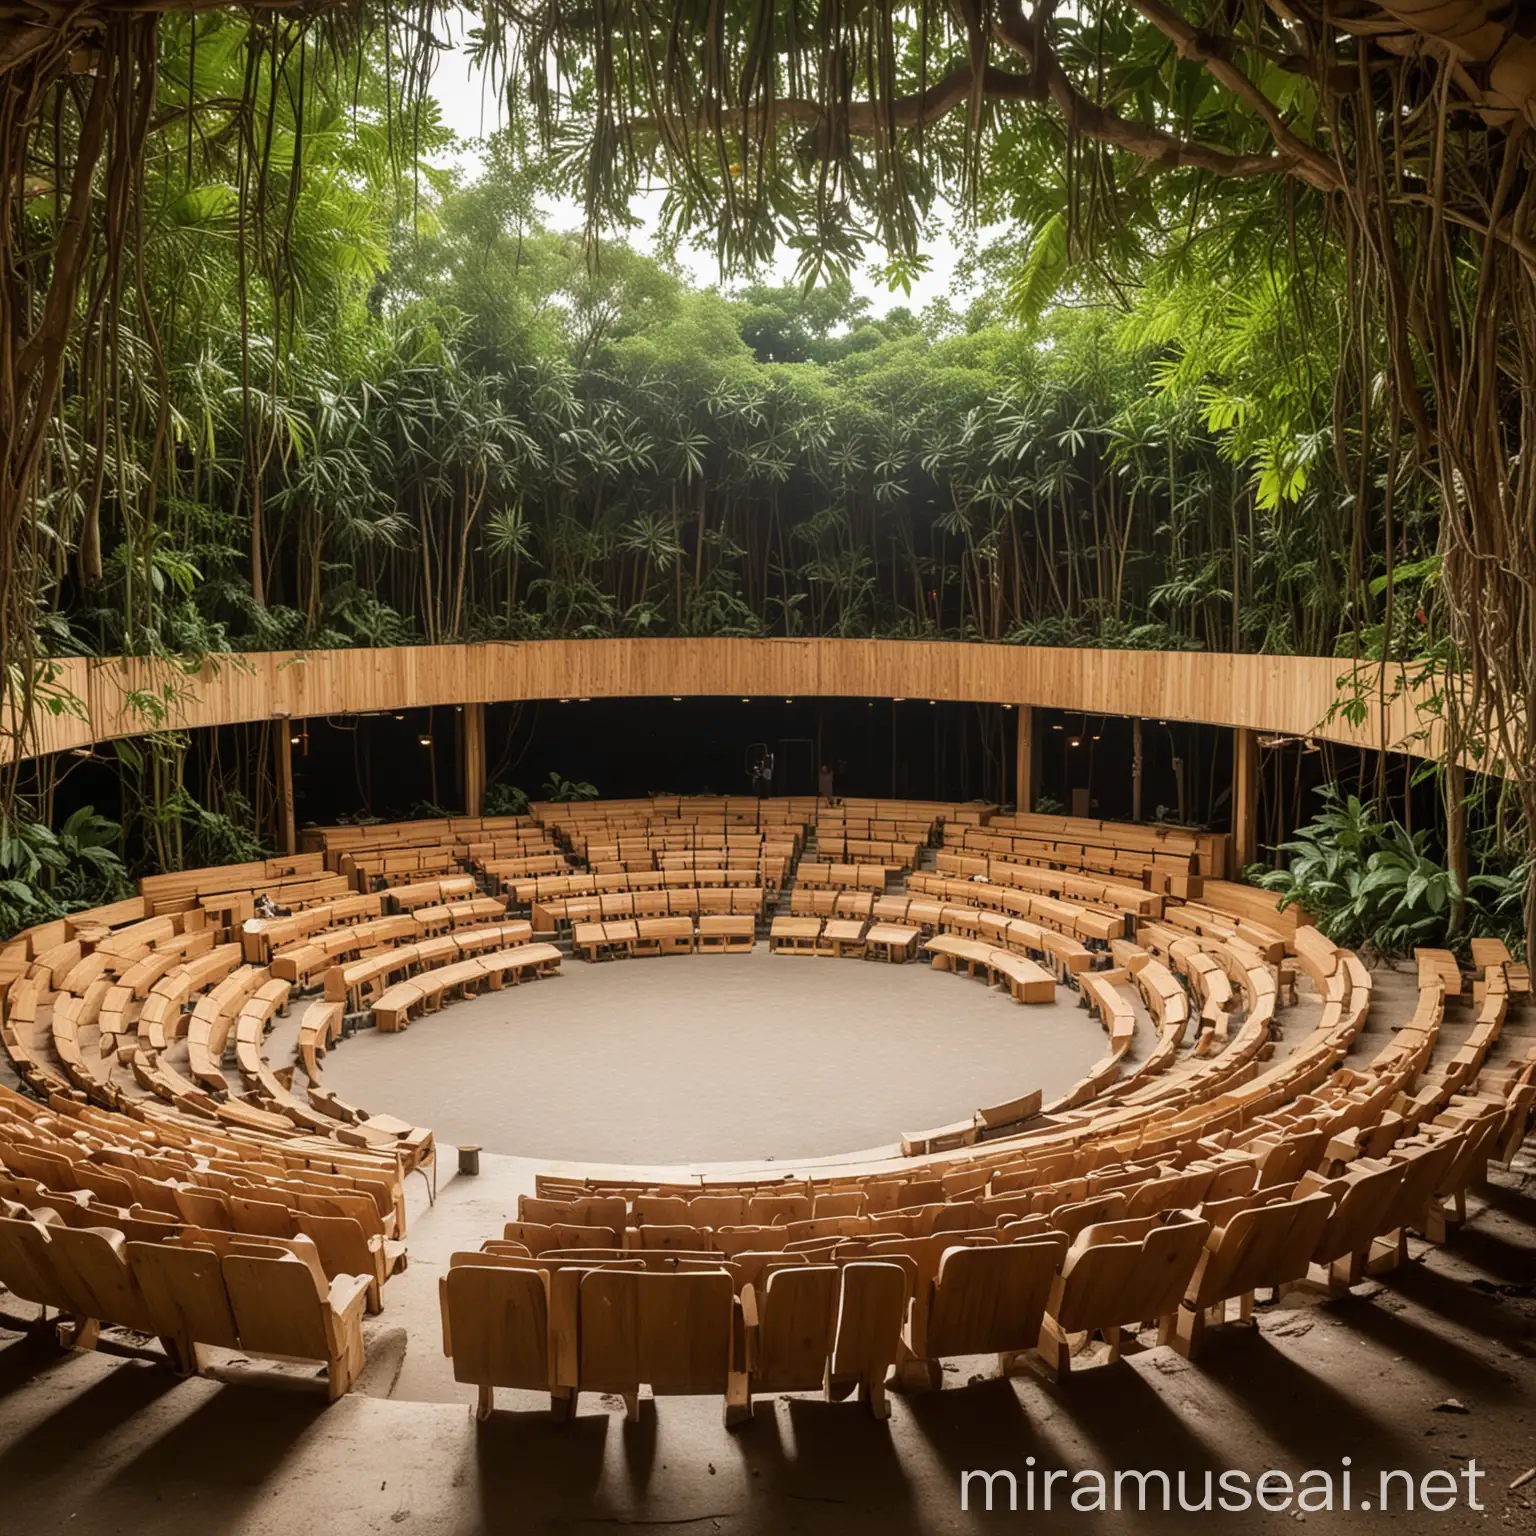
697;916;755;953
864;923;920;963
821;918;868;958
768;916;822;955
631;917;695;957
923;936;1054;1003
373;944;562;1032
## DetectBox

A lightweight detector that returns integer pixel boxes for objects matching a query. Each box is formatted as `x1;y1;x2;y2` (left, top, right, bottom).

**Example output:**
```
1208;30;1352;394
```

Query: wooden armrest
328;1272;373;1321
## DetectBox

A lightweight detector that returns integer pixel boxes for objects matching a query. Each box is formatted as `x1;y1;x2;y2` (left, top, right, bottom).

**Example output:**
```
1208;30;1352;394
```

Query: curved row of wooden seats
815;812;938;845
814;837;922;869
532;887;764;931
0;1087;409;1240
386;875;478;913
371;944;562;1033
795;862;896;893
266;914;420;985
459;1135;1523;1422
0;894;434;1219
571;917;751;960
894;898;1095;981
0;1209;370;1397
906;871;1121;945
935;850;1164;921
922;935;1056;1003
322;920;532;1010
186;973;291;1096
0;1169;405;1320
1469;936;1532;998
514;868;765;907
305;812;540;860
586;856;793;891
525;1090;1526;1396
787;888;875;918
1161;900;1287;966
241;898;385;961
408;896;511;938
477;853;569;883
0;1078;411;1337
441;1206;1223;1422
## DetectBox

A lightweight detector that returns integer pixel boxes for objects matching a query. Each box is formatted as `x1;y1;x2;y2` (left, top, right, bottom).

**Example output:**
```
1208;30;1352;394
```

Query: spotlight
1052;723;1064;731
392;713;404;721
784;698;793;704
578;697;590;702
558;698;570;704
928;700;936;706
290;733;301;745
1092;734;1101;741
741;697;751;703
893;697;905;703
418;734;432;747
1070;738;1081;748
672;696;682;702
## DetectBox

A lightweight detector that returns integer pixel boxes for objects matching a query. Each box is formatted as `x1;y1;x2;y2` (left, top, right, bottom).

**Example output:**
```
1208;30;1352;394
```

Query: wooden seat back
749;1264;839;1391
441;1260;551;1391
575;1267;734;1397
914;1234;1067;1359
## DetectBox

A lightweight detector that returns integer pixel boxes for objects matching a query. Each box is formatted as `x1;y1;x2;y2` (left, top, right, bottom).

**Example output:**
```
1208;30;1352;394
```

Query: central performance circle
320;951;1107;1164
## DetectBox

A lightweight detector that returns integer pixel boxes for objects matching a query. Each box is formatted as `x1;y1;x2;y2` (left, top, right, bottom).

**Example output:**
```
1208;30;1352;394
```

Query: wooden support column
273;720;297;855
1233;726;1259;871
1014;706;1034;814
463;702;487;818
1132;719;1144;822
1445;760;1467;933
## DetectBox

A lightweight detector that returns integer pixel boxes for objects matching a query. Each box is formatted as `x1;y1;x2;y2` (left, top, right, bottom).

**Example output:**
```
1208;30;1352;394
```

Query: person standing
818;762;835;803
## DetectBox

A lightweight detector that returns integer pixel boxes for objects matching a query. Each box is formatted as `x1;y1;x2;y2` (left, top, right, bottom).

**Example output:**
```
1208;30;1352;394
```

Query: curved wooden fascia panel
12;640;1447;763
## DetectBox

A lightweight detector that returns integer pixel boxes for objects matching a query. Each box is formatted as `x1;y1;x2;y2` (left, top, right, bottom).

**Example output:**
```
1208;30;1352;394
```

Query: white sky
426;23;980;317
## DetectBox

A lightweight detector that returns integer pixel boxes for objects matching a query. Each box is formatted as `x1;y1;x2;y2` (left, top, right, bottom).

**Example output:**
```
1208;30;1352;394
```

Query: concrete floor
321;952;1109;1163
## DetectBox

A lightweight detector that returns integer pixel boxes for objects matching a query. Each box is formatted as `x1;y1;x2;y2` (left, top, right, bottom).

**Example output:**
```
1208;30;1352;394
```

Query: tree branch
1119;0;1342;189
991;0;1324;183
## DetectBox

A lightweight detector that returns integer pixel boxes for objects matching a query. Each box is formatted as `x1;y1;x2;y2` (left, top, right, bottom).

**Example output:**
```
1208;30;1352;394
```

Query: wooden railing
10;639;1446;763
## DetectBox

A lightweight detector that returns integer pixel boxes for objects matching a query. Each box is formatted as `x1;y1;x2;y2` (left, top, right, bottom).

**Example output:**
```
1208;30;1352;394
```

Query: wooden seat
1170;1191;1333;1356
894;1234;1068;1392
220;1247;371;1400
740;1259;908;1418
440;1257;557;1419
568;1266;738;1423
697;915;754;952
768;916;821;954
1039;1213;1211;1380
125;1240;243;1374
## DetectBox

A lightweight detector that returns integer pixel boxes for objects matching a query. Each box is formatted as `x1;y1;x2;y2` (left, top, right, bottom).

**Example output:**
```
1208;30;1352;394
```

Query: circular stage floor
322;952;1107;1164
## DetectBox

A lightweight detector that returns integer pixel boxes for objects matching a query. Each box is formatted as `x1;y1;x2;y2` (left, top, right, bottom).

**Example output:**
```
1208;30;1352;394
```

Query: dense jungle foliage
3;7;1525;959
34;17;1437;665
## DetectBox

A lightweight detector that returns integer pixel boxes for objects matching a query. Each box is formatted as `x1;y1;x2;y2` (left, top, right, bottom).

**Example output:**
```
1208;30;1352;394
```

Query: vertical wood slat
1233;726;1259;870
463;702;486;818
1014;706;1033;814
7;640;1454;766
273;720;297;856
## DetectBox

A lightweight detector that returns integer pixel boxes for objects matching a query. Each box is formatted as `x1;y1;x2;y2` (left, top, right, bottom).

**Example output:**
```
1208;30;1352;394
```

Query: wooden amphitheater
0;641;1531;1527
2;761;1532;1443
